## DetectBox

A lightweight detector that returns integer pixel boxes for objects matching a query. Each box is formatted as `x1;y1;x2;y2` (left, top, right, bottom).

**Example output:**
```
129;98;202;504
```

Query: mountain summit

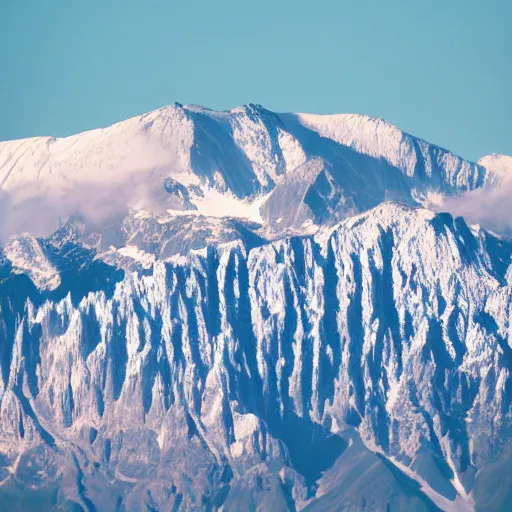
1;104;508;239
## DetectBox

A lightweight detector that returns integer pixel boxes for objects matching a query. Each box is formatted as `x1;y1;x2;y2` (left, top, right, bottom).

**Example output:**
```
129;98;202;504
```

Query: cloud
0;176;186;241
0;133;190;240
440;179;512;235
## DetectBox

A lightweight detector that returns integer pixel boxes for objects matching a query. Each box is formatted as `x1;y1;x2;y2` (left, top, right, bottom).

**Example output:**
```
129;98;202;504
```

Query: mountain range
0;103;511;511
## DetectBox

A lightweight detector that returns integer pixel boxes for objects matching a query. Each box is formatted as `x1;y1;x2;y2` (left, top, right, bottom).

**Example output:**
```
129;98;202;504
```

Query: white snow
117;245;156;268
4;235;61;290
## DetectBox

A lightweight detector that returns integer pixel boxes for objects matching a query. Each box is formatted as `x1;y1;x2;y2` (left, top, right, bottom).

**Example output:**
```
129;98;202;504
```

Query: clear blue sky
1;0;510;161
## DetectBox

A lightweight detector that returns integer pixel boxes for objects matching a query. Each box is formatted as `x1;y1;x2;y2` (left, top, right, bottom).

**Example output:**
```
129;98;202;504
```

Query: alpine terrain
0;103;511;511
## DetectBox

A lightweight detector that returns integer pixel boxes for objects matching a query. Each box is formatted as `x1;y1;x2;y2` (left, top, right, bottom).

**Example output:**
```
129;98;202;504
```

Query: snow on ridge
294;111;487;189
296;112;415;168
0;102;195;195
0;103;493;196
3;234;61;290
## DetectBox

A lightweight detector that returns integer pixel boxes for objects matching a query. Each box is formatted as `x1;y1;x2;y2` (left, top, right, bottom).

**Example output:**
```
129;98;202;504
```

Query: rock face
0;104;511;511
0;202;511;511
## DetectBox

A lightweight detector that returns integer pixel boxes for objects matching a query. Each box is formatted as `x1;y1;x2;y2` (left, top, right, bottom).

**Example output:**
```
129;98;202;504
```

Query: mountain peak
0;102;501;243
1;100;512;510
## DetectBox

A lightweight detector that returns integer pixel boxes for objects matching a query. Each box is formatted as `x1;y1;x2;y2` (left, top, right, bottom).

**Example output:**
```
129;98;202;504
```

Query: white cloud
440;179;512;234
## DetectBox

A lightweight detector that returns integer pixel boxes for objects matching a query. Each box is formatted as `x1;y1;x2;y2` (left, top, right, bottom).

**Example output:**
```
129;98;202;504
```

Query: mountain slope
0;202;511;511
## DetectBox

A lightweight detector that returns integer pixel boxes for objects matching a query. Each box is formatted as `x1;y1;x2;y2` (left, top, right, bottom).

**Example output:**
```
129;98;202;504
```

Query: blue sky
1;0;510;161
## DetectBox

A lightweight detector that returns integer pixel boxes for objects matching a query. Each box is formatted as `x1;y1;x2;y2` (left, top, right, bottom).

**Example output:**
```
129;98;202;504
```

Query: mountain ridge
1;103;506;194
1;103;507;169
0;201;511;510
1;102;509;247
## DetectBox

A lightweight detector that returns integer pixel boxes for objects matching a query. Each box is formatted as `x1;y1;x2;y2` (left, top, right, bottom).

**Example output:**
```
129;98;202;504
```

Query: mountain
0;104;511;511
1;104;507;242
477;154;512;182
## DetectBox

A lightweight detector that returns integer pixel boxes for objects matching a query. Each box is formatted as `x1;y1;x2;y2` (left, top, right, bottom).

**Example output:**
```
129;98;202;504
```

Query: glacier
0;104;511;511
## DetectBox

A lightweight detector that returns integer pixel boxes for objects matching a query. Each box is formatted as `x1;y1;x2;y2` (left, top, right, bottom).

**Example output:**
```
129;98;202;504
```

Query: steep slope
0;203;511;511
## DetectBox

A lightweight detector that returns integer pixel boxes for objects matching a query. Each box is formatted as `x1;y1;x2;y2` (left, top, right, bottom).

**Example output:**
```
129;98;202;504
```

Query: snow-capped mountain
0;104;511;511
1;103;508;243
